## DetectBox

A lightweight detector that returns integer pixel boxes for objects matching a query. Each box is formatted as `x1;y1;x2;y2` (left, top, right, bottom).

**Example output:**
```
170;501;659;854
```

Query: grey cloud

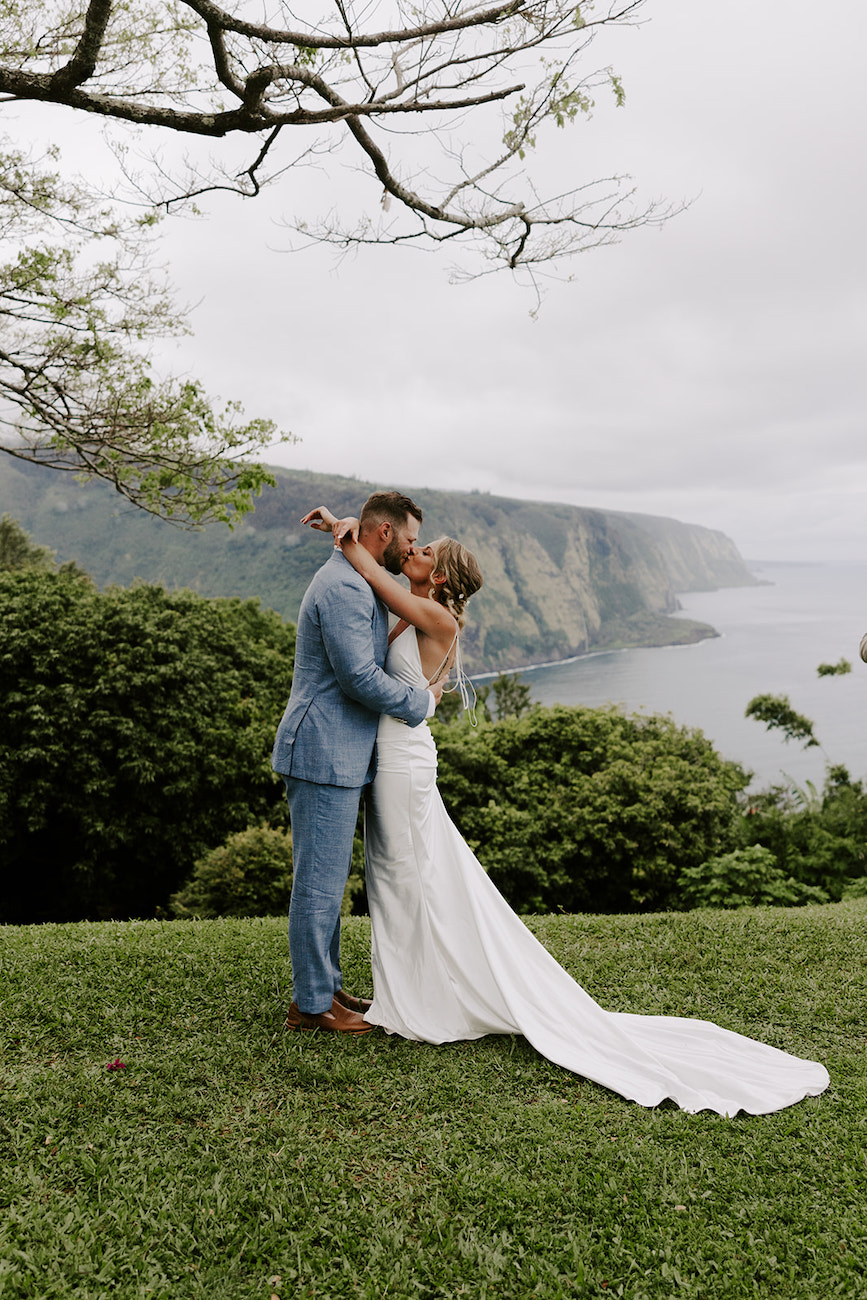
9;0;865;563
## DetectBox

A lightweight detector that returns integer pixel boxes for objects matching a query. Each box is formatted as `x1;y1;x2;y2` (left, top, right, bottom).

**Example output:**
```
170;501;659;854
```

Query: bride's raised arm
301;506;455;641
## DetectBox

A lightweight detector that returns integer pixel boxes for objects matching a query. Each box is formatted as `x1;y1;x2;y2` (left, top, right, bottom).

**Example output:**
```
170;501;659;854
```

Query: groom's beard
383;538;406;575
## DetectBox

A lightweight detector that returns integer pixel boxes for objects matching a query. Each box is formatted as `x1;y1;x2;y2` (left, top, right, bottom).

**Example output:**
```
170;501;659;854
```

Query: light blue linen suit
272;550;430;1012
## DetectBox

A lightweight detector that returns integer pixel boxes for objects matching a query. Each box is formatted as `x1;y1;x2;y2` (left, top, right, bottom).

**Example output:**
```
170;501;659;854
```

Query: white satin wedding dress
363;626;830;1116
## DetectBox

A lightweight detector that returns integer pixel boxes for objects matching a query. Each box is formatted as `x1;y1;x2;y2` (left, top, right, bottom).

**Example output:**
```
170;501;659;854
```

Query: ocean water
509;562;867;791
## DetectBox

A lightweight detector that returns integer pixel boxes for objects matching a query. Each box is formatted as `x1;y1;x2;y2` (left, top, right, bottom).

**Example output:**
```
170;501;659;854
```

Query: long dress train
363;626;830;1117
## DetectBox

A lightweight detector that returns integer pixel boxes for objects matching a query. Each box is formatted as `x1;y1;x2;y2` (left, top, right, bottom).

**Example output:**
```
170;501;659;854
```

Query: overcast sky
16;0;867;561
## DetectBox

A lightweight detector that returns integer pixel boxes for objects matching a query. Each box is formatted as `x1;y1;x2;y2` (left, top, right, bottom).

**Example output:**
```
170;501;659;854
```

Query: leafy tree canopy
0;2;669;515
0;556;295;921
0;140;291;523
0;512;56;571
491;671;534;719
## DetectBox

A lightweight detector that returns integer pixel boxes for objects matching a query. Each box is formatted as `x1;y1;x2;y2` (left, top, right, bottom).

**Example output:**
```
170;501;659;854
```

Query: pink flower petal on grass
106;1058;126;1071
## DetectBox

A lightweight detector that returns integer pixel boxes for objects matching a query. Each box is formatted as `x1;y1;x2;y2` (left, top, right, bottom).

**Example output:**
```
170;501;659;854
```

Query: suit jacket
271;550;430;786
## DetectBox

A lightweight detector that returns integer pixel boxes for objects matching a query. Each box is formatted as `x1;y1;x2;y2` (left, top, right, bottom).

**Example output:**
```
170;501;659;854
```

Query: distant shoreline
473;620;721;681
507;561;867;791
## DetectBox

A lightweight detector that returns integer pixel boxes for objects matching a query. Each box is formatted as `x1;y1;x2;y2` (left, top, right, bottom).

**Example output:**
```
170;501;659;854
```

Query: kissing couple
271;490;829;1116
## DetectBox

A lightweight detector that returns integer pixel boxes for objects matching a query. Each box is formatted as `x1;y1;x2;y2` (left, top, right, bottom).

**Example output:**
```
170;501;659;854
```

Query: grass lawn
1;902;865;1299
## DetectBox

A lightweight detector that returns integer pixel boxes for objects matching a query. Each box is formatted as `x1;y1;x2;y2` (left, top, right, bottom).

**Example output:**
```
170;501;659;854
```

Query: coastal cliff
0;461;758;672
615;511;759;592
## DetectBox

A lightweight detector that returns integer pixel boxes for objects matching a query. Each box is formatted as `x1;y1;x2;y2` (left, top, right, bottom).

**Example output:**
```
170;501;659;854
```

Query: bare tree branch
0;1;669;272
49;0;113;93
180;0;529;53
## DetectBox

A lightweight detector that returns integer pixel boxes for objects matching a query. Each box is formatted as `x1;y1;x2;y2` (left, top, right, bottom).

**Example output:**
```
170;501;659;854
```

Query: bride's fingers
301;508;336;532
332;518;359;545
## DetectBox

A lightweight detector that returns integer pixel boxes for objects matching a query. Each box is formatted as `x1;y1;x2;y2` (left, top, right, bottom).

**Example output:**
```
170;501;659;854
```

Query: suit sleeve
318;577;430;726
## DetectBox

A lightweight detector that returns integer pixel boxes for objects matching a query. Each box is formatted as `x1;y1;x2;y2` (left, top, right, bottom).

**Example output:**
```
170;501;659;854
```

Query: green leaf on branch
817;658;852;677
744;693;820;748
1;141;292;526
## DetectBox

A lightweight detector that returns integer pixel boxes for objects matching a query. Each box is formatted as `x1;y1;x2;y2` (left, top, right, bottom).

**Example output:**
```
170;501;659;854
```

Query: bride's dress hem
362;1014;829;1118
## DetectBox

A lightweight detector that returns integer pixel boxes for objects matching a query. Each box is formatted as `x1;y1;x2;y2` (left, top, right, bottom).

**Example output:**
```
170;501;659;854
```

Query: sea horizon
498;560;867;792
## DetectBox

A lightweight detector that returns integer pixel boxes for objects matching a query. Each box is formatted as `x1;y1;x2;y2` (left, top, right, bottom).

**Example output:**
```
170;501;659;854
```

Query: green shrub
739;767;867;900
432;704;749;914
816;658;852;677
171;825;294;918
171;824;364;919
0;567;295;921
679;845;830;909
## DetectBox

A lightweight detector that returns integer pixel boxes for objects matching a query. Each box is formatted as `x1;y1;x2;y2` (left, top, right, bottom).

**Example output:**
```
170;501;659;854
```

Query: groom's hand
423;680;444;719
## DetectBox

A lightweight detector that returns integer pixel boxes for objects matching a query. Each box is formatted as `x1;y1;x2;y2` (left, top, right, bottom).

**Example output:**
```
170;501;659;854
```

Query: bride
303;507;830;1117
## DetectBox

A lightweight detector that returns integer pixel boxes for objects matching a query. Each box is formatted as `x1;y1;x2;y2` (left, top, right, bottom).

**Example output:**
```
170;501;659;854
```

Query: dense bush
0;568;295;922
0;513;56;572
171;825;294;918
678;846;829;909
431;704;749;914
170;823;365;920
738;766;867;901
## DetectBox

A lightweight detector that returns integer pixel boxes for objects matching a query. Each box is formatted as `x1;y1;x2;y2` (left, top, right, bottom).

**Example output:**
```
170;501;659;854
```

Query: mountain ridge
0;460;759;671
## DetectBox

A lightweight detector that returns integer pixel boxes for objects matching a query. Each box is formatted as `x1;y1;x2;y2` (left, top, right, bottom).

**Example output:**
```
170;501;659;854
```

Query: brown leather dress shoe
334;989;373;1014
286;997;373;1034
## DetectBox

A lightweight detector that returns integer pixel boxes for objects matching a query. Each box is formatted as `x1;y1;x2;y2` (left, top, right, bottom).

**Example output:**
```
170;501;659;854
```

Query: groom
272;491;441;1033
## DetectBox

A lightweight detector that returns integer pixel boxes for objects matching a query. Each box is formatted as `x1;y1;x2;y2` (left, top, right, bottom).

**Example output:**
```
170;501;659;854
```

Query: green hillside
0;460;758;671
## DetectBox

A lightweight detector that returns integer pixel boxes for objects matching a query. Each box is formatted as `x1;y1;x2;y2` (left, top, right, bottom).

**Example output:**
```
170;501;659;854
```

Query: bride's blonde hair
430;538;483;630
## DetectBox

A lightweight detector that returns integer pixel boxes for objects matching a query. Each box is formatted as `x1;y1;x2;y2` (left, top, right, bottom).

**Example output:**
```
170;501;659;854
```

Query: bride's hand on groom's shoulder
332;516;360;548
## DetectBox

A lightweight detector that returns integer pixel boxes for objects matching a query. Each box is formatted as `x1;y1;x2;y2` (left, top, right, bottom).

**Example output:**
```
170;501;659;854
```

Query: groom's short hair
360;491;423;532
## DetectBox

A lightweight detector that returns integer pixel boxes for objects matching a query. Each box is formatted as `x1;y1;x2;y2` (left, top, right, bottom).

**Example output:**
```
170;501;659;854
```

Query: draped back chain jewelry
442;633;478;726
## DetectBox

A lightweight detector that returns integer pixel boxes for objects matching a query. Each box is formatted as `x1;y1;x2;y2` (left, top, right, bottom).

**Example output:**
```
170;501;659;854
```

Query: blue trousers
282;775;364;1014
